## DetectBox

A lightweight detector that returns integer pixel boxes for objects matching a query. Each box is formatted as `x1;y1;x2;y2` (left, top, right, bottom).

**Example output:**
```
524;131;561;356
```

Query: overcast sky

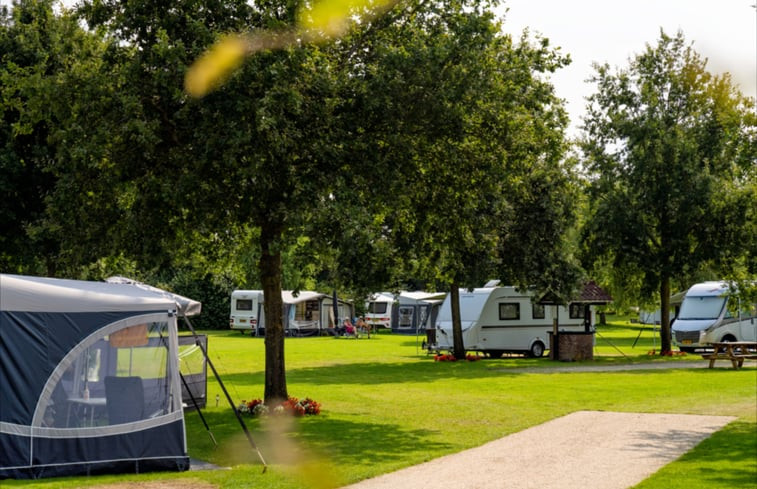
497;0;757;137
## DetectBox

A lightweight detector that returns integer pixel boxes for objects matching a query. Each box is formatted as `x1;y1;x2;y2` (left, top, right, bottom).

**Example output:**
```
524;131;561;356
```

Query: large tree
341;1;580;358
580;30;757;353
0;0;109;275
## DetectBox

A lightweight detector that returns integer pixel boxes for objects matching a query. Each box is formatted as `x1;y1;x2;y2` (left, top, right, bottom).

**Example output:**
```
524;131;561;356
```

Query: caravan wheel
529;341;545;358
487;350;504;358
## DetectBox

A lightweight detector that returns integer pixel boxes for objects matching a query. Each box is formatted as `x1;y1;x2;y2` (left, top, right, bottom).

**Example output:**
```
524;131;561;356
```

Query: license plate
682;339;692;345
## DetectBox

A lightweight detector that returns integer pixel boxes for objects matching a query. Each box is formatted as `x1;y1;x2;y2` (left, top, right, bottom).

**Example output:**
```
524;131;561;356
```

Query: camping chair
105;376;145;424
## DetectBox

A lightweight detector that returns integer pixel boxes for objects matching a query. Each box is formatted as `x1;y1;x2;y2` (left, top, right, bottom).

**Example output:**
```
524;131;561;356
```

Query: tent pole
182;317;267;471
156;328;218;447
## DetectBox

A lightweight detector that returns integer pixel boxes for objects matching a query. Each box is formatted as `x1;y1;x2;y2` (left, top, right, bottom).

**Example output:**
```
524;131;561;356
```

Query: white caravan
364;293;394;329
230;290;264;333
230;290;353;337
672;282;757;352
434;285;598;357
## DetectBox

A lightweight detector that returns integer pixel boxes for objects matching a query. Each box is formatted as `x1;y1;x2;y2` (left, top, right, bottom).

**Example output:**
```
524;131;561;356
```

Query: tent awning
105;276;202;317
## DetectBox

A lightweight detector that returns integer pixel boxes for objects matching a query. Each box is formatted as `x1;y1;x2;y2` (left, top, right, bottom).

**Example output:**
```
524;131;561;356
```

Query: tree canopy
580;30;757;353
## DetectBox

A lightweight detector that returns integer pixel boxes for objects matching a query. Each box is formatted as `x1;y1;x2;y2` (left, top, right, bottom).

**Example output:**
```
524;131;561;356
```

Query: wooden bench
702;341;757;369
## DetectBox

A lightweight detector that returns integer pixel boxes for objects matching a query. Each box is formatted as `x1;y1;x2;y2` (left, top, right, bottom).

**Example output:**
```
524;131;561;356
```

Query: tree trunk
450;281;466;360
659;275;672;354
260;221;288;404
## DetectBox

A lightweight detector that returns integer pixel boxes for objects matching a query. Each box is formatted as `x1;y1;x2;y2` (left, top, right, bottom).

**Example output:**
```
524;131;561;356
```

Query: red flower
434;353;457;362
247;399;264;410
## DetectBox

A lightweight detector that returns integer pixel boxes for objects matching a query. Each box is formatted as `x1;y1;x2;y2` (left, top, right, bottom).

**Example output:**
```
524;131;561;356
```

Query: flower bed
237;396;321;417
434;353;481;362
647;349;687;356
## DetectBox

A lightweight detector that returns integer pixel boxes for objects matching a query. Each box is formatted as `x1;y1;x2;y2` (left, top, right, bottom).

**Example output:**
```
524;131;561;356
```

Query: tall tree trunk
450;281;465;359
260;220;288;403
659;275;672;354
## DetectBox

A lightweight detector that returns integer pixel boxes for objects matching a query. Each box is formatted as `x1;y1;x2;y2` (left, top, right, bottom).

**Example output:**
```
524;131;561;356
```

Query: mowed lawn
6;317;756;489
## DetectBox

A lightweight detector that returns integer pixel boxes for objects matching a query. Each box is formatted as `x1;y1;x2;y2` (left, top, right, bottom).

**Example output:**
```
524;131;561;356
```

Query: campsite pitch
340;410;735;489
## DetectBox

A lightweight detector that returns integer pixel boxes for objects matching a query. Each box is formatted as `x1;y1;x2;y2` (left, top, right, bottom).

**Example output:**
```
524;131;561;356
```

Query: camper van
672;282;757;352
229;289;353;337
433;285;603;357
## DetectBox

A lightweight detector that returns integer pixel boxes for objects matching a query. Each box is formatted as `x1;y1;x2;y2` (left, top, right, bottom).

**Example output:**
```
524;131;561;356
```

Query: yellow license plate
682;339;692;345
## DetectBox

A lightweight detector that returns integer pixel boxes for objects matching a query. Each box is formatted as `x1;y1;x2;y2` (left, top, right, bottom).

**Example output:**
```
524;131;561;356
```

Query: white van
434;285;598;357
672;282;757;352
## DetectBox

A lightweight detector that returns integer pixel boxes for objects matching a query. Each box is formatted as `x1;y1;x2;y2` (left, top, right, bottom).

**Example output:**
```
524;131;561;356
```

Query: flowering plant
238;396;321;417
434;353;481;362
434;353;457;362
647;349;686;356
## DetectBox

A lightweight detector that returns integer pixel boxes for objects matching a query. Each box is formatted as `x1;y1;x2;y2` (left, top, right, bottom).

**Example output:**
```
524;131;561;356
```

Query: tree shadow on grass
186;410;448;468
214;359;535;390
294;417;448;464
633;421;757;488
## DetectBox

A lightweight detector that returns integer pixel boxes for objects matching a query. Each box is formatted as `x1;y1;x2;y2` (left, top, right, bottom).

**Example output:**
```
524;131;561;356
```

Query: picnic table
702;341;757;369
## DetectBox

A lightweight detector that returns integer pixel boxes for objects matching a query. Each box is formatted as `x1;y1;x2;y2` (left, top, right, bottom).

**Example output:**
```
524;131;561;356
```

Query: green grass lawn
6;316;756;489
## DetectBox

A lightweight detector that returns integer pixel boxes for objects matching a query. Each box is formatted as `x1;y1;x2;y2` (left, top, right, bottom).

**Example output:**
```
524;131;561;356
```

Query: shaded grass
5;316;755;488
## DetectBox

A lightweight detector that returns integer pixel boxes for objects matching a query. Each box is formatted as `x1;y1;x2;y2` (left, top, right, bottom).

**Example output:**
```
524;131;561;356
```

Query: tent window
291;301;319;321
294;302;307;320
398;306;414;328
40;320;175;429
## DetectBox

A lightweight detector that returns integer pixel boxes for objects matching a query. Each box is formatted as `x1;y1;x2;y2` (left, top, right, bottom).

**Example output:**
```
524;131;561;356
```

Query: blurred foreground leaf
185;34;248;98
185;0;398;97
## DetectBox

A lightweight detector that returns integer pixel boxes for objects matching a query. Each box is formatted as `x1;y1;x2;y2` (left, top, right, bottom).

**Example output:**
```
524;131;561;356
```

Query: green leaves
185;0;399;97
580;30;757;349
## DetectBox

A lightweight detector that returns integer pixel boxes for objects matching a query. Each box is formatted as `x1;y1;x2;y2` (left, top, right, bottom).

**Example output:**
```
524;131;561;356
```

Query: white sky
498;0;757;137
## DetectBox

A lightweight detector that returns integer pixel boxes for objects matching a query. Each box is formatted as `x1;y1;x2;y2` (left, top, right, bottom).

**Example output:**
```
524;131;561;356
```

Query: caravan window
532;303;545;320
499;303;520;320
236;299;253;311
368;302;388;314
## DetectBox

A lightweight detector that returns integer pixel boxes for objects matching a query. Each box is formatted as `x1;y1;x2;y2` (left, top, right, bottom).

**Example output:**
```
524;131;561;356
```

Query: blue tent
0;274;195;479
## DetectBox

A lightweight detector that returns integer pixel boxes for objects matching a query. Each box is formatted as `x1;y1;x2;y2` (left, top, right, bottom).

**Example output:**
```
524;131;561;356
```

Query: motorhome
433;284;609;357
672;282;757;352
229;289;353;337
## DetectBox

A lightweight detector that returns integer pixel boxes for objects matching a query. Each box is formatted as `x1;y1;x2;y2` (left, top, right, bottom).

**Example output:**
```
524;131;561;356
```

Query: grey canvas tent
0;274;198;479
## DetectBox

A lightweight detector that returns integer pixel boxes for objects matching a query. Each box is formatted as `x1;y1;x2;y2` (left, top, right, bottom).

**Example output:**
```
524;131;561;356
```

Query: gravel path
340;410;736;489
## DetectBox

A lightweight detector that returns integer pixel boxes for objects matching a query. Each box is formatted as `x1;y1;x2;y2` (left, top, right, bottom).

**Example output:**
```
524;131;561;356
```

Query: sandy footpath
340;410;736;489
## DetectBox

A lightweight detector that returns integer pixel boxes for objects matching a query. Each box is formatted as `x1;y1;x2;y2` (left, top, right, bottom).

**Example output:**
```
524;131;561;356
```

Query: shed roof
576;281;613;304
